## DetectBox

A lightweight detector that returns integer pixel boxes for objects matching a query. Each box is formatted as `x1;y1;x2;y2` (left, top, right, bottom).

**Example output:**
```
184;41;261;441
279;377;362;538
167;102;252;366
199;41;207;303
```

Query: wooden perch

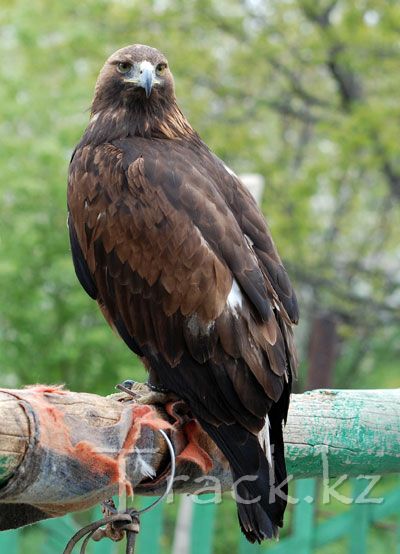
0;387;398;531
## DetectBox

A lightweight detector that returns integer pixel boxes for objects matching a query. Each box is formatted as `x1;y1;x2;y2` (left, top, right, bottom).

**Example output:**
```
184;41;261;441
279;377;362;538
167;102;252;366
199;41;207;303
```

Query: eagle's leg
147;381;170;394
118;379;178;406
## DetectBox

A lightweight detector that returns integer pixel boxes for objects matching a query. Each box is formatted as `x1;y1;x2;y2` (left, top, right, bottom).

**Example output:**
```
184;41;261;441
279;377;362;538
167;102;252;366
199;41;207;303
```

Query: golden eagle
68;44;298;543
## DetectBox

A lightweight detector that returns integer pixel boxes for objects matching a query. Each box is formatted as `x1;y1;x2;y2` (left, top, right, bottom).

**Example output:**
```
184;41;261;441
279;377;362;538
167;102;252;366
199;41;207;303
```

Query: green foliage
1;0;399;393
0;2;398;389
0;4;398;554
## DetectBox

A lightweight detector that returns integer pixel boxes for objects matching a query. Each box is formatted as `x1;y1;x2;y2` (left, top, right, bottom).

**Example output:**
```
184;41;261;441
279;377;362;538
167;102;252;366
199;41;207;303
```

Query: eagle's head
92;44;175;112
86;45;197;141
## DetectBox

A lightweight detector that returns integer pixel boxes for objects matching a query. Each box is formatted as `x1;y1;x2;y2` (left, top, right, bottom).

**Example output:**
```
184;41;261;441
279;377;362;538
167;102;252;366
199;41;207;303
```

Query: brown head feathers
84;44;197;144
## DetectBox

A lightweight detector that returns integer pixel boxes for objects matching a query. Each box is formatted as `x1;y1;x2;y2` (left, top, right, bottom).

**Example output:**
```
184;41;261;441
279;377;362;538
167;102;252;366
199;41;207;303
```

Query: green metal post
136;497;164;554
0;529;19;554
349;478;370;554
190;495;217;554
259;479;317;554
238;534;263;554
395;477;400;554
397;496;400;554
41;513;116;553
397;504;400;554
291;478;317;554
41;515;78;554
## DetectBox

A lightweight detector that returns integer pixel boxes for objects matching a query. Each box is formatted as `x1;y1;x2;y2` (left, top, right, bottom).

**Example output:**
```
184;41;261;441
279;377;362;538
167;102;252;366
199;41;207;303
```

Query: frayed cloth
0;386;227;530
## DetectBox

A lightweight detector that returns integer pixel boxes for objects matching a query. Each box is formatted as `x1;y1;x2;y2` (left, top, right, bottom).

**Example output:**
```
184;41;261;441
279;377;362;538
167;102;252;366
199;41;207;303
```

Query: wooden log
0;387;398;528
285;389;400;478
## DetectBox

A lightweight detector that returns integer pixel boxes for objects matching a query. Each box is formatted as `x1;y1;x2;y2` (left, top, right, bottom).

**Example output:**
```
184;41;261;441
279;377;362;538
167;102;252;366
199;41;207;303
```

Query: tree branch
0;386;398;531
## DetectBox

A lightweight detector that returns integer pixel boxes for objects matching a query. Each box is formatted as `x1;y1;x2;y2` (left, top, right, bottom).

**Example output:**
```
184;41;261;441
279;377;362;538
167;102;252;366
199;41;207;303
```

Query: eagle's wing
210;155;299;326
68;138;297;433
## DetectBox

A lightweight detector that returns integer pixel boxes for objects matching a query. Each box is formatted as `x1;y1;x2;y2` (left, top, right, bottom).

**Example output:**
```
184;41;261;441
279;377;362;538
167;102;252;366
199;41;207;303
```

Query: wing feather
68;137;298;434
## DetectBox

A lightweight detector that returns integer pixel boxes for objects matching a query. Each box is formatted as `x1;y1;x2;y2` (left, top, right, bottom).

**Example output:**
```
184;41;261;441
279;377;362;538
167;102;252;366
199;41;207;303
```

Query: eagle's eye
117;62;132;74
156;63;167;75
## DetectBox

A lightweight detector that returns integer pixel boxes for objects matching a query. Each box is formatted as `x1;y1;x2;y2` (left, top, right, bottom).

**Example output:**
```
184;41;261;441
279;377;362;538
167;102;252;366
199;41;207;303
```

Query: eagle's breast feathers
68;137;298;430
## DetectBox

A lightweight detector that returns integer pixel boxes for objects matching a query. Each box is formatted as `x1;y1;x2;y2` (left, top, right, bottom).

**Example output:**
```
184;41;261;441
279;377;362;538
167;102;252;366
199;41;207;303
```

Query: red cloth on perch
0;386;226;531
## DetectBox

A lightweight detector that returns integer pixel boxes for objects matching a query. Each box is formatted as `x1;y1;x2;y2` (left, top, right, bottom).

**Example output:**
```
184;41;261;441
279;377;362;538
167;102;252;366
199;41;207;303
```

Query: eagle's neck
82;97;201;146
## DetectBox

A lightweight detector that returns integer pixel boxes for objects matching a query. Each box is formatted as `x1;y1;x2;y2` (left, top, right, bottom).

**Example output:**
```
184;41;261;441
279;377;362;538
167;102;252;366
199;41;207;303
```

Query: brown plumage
68;44;299;542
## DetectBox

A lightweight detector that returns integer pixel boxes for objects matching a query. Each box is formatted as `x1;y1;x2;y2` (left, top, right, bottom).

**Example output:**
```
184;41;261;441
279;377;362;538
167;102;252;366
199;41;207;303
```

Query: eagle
67;44;299;543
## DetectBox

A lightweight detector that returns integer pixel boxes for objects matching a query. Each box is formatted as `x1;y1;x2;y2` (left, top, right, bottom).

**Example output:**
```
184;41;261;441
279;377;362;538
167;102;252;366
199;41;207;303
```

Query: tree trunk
307;313;339;389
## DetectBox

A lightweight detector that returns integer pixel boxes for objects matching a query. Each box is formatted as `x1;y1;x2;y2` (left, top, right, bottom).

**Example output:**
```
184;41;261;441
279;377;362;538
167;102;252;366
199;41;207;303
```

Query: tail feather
139;348;290;543
258;415;272;466
200;419;287;543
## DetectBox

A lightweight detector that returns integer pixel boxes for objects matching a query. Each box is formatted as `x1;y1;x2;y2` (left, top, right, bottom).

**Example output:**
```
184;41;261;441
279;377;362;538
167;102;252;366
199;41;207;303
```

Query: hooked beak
124;61;159;98
139;65;154;98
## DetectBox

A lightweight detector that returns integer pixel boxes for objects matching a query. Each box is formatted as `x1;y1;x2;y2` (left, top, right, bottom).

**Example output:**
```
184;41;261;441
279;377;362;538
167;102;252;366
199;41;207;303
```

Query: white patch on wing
187;314;214;336
146;344;159;360
89;112;99;124
258;415;272;466
111;109;123;120
199;234;210;249
244;234;254;247
222;162;238;179
193;224;213;254
227;279;243;316
273;299;281;312
284;369;289;383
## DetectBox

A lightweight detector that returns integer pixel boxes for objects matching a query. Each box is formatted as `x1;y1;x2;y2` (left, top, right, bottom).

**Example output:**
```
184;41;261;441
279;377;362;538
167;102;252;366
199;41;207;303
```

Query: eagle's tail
200;409;287;543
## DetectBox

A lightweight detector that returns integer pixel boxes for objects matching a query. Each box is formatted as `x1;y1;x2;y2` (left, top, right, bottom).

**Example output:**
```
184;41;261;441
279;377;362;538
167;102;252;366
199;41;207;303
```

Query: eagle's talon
121;379;136;390
115;380;177;406
135;387;179;406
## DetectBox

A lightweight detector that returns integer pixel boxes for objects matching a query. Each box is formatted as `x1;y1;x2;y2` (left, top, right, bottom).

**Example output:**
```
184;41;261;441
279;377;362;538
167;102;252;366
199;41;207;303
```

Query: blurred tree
0;0;399;395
